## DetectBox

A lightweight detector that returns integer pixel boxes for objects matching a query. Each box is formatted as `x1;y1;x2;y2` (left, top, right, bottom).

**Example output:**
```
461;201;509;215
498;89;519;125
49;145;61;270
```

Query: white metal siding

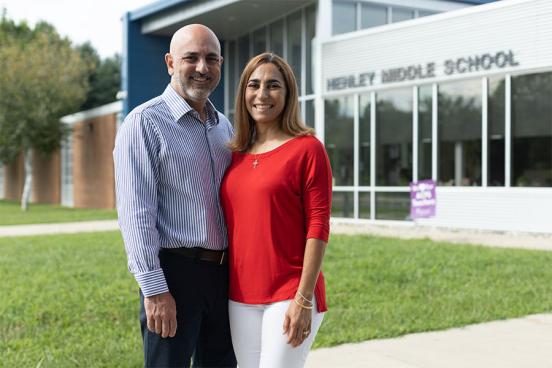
322;0;552;93
416;188;552;233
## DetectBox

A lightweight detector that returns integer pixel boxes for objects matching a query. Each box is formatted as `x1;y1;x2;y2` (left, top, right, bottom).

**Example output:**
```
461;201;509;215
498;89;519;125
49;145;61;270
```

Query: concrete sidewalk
0;220;119;237
1;219;551;251
331;222;552;251
306;313;552;368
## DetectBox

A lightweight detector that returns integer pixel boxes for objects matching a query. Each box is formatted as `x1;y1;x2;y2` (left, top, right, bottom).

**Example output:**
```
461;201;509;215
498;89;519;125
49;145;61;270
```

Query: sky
0;0;155;58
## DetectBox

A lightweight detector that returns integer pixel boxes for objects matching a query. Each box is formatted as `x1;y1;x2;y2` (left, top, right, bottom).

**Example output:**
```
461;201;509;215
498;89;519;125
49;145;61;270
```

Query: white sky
0;0;155;58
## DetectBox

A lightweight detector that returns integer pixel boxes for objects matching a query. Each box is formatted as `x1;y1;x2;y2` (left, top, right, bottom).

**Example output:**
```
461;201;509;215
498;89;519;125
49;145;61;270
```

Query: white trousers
228;299;324;368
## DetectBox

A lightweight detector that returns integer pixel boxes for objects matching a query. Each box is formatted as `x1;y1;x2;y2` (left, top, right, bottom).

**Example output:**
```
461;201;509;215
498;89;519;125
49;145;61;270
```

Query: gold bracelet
296;291;313;304
293;297;313;310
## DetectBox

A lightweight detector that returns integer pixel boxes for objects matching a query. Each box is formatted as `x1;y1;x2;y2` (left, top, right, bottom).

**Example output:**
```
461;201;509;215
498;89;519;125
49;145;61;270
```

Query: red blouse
220;135;332;312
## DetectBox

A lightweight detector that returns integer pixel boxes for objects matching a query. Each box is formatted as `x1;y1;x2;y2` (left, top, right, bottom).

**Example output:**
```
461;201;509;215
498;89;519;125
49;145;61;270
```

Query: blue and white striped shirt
113;84;233;297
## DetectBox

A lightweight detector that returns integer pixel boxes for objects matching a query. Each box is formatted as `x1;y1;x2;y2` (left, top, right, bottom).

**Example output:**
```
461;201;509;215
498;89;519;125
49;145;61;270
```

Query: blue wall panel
210;41;225;114
123;13;171;116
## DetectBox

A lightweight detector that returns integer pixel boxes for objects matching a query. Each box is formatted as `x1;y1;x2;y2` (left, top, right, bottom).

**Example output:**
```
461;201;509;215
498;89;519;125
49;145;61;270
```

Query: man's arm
113;112;176;338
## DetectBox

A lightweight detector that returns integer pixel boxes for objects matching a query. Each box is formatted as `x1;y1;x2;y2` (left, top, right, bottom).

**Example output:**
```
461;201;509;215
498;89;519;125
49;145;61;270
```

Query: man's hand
144;292;177;338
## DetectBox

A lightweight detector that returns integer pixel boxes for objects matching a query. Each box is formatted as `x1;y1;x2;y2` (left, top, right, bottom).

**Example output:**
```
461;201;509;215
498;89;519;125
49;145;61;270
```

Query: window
361;3;387;29
333;1;440;35
376;192;410;220
392;7;414;23
419;10;437;17
227;41;237;111
61;134;74;207
305;5;316;95
237;35;250;75
359;93;371;185
269;20;284;57
305;99;315;128
333;1;356;35
253;27;266;56
358;192;371;219
418;85;432;181
376;88;413;186
287;11;302;91
438;79;482;186
332;191;354;218
511;72;552;187
488;77;505;186
325;97;354;186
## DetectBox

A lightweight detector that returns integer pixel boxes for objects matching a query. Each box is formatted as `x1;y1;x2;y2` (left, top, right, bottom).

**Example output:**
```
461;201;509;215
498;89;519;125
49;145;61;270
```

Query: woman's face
245;62;287;128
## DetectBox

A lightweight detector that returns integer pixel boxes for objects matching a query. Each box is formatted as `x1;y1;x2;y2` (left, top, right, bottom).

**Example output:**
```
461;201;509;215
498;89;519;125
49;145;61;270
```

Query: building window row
225;4;317;127
326;70;552;219
60;134;73;207
333;0;437;35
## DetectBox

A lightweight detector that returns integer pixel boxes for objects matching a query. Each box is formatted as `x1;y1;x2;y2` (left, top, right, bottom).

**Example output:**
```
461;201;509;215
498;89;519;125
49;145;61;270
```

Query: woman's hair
229;52;314;152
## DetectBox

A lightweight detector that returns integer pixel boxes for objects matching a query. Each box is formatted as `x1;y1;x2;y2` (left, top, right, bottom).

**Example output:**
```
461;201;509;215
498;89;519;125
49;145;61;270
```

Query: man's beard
175;73;218;101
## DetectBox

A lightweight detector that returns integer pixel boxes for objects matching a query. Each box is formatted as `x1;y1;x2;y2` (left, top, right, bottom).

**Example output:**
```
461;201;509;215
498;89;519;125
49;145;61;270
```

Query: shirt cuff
307;225;330;243
135;268;169;297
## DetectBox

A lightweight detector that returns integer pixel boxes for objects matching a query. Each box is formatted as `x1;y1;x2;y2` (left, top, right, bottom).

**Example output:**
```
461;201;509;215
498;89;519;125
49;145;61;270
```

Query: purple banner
410;179;436;219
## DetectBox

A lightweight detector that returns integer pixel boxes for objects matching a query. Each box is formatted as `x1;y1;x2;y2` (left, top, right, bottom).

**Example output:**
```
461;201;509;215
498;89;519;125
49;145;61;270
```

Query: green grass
0;200;117;226
0;232;138;368
1;232;552;367
317;235;552;346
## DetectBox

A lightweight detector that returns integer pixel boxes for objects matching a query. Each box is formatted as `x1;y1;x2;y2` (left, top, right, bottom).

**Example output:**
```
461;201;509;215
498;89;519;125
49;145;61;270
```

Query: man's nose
195;58;208;74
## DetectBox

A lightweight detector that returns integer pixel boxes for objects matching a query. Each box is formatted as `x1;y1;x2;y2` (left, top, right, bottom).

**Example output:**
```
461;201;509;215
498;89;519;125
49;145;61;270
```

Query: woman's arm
283;138;332;347
283;238;327;347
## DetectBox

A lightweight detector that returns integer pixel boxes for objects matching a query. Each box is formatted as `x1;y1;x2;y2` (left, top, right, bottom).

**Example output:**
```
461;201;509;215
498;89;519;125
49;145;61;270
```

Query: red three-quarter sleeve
303;140;333;242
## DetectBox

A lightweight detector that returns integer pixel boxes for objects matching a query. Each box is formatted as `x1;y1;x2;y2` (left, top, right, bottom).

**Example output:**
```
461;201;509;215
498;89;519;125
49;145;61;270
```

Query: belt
163;247;227;265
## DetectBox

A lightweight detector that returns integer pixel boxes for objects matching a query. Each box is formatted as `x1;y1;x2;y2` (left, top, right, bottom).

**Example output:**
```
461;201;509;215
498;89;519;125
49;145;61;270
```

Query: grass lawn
1;232;552;367
0;200;117;226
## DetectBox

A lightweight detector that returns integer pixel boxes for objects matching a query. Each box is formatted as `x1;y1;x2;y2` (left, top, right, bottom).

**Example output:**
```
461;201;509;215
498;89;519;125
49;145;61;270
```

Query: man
113;24;236;367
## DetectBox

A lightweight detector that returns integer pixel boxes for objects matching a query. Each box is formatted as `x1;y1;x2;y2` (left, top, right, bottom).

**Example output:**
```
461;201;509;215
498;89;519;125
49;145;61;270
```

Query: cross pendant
252;159;259;169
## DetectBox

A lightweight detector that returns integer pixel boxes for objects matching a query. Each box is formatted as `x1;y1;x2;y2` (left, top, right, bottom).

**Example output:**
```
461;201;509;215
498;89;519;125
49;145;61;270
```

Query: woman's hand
283;299;312;347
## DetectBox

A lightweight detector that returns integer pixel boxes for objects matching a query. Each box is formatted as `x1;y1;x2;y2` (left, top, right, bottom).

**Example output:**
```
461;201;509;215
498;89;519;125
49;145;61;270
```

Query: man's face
166;32;222;103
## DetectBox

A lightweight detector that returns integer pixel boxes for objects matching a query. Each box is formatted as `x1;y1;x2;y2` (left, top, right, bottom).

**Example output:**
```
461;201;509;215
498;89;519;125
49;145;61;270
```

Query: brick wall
72;114;117;209
4;153;24;201
3;151;61;204
32;150;61;204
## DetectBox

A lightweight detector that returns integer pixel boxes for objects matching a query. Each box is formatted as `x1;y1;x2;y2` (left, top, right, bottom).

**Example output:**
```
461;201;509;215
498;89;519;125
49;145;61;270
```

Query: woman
220;52;332;368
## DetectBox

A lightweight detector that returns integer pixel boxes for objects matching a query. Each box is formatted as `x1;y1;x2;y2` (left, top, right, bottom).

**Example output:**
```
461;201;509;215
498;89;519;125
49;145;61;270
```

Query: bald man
114;24;237;367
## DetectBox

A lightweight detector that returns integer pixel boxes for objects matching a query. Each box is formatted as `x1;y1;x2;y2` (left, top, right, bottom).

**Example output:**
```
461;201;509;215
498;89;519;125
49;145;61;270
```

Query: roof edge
450;0;497;4
129;0;194;21
127;0;497;22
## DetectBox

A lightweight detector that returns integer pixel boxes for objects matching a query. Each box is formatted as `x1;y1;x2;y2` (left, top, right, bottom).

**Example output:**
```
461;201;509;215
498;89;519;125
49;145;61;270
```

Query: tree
0;12;90;210
78;42;121;110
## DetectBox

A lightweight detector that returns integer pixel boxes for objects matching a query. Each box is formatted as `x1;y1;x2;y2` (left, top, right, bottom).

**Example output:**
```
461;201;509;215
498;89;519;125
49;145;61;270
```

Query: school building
1;0;550;233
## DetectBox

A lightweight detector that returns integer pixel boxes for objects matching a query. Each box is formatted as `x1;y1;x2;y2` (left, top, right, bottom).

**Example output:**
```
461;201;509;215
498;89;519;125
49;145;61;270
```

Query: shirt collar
162;84;219;125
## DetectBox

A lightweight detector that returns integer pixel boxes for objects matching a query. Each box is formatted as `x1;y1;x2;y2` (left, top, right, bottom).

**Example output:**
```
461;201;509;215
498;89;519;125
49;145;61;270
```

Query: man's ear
165;53;174;76
219;56;224;67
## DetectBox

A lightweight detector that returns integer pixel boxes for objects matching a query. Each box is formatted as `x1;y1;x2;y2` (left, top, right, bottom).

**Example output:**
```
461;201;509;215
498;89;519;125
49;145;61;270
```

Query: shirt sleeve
302;138;333;242
113;112;168;297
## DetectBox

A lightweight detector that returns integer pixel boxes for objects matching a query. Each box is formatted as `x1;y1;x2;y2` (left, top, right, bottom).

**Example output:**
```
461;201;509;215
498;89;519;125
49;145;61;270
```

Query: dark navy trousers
140;249;236;368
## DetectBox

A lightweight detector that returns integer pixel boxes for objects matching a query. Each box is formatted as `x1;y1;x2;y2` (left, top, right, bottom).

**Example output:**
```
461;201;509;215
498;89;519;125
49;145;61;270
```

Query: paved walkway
2;220;552;367
331;221;552;251
306;313;552;368
0;219;119;237
1;219;551;250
